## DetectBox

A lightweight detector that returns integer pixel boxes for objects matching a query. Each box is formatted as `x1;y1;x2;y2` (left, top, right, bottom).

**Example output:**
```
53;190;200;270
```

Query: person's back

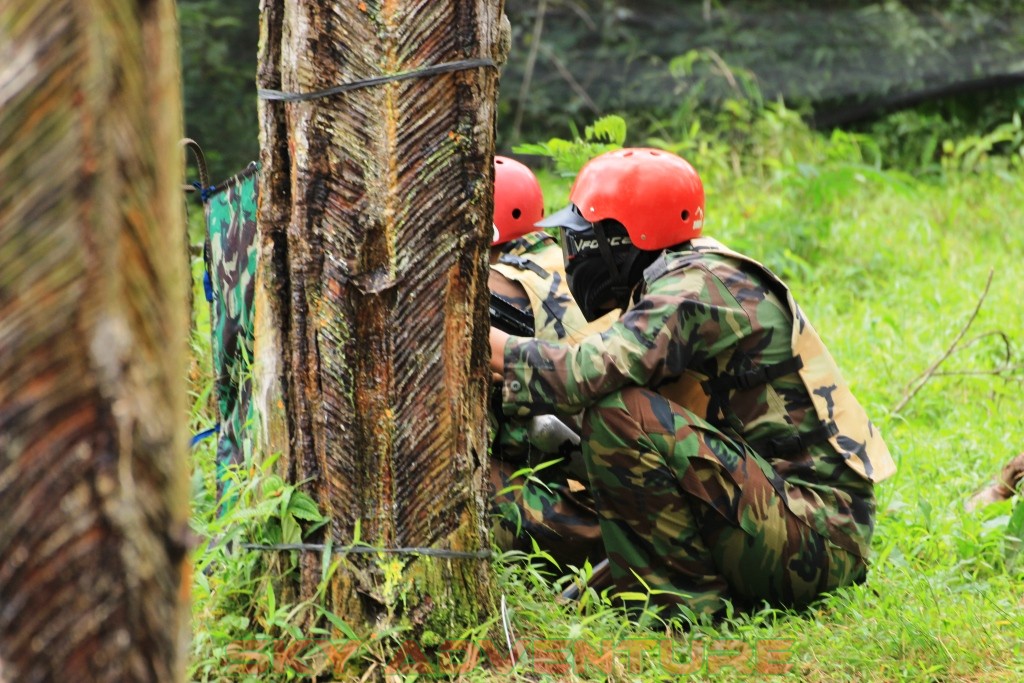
630;238;881;560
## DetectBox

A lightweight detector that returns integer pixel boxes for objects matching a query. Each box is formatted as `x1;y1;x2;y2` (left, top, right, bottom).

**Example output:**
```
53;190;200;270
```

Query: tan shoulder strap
687;238;896;482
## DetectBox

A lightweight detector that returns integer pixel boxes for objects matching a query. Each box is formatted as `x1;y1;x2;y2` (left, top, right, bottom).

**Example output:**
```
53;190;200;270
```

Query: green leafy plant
513;114;628;176
941;112;1024;174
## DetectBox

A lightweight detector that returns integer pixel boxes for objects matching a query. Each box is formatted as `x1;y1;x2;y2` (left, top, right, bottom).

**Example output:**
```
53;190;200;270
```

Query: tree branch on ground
891;269;1019;414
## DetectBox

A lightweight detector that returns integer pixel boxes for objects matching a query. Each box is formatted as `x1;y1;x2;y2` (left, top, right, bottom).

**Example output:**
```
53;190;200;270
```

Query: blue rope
202;270;214;303
191;424;220;447
191;181;217;203
190;180;216;303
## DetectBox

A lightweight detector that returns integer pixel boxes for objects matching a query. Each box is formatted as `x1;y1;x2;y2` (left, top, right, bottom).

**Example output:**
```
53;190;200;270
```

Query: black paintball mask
538;204;657;321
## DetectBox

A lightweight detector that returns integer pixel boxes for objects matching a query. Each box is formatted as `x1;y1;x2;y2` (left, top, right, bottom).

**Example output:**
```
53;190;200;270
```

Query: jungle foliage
188;105;1024;680
179;0;1024;179
499;0;1024;138
179;0;260;179
181;2;1024;680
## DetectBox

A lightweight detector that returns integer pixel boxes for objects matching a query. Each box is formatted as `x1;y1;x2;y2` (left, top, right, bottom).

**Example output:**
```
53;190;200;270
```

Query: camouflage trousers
581;386;868;618
488;458;604;571
492;386;869;618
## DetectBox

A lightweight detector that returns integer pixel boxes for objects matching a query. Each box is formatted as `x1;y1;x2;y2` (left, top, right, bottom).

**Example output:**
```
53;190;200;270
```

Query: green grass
187;114;1024;681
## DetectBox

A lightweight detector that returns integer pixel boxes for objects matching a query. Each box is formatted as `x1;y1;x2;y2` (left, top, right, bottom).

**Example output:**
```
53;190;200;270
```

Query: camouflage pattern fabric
499;239;887;615
489;230;618;427
488;232;584;464
487;232;613;567
582;386;867;617
491;231;616;343
204;164;259;475
681;237;895;483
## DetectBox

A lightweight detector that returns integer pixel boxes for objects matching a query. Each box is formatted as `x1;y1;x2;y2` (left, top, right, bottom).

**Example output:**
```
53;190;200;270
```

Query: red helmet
565;148;705;250
492;156;544;246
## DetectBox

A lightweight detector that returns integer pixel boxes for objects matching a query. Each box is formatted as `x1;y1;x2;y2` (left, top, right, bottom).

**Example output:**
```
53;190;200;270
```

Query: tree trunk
0;2;188;682
255;0;504;631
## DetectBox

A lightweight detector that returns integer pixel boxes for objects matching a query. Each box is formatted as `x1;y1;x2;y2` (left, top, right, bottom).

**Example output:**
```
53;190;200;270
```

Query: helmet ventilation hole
512;208;522;219
681;210;690;221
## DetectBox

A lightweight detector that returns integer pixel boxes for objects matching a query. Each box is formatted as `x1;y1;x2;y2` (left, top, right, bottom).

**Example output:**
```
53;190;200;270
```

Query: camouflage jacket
501;237;895;543
491;232;616;343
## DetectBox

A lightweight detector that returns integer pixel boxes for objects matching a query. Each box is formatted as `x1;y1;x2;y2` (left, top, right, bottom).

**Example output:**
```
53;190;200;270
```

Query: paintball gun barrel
489;292;534;337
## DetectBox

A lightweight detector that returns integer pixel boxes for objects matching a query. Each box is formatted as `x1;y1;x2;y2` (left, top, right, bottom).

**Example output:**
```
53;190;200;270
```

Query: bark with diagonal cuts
256;0;505;629
0;1;189;680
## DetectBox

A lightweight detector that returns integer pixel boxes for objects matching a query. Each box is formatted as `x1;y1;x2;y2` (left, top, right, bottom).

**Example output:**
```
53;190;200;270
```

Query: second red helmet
492;156;544;246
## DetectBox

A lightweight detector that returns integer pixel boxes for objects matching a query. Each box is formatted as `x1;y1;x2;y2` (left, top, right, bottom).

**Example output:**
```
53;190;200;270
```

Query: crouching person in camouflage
487;156;616;570
488;148;896;620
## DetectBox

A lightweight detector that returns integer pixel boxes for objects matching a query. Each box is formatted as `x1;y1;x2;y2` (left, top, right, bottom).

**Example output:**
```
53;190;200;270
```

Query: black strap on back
701;355;805;395
498;253;549;278
748;420;839;459
701;356;807;446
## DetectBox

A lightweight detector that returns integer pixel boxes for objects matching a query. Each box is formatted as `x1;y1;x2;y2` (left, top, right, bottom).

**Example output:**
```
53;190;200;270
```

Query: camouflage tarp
201;163;259;476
